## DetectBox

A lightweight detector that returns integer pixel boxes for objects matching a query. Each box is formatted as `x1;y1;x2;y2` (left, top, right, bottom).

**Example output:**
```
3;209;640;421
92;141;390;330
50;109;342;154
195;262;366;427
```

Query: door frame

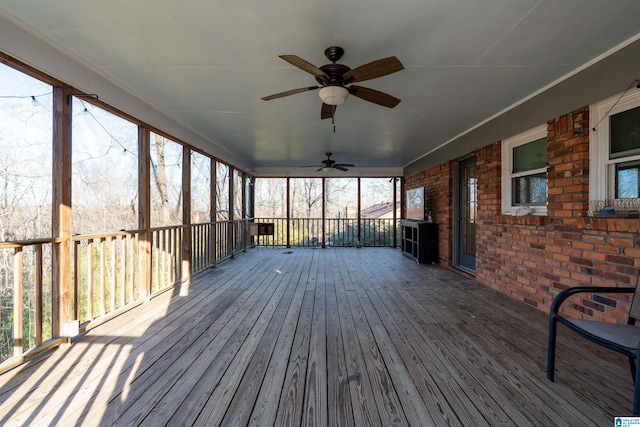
452;154;477;274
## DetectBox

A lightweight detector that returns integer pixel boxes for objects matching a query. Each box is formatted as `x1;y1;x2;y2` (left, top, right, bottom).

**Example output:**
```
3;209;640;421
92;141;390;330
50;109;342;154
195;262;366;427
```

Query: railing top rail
254;217;397;220
211;218;251;225
0;237;60;249
191;221;216;227
150;224;188;232
72;229;145;241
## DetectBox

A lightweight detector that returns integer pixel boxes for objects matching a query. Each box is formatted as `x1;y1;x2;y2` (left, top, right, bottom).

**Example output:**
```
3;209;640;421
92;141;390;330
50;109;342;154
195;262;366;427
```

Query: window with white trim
590;89;640;201
501;125;548;215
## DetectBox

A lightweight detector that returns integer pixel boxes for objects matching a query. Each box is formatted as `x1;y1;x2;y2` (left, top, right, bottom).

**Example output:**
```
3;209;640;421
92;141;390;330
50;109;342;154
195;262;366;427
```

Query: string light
591;77;640;132
0;91;54;100
74;103;139;158
31;96;38;106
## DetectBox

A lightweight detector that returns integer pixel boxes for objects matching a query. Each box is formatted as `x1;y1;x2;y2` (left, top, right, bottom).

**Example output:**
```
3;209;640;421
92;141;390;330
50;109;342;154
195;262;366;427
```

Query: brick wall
406;106;640;322
404;162;452;265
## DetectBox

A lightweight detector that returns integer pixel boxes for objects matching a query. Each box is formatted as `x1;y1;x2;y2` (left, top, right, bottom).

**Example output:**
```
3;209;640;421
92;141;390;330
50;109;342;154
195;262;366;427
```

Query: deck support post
52;85;73;338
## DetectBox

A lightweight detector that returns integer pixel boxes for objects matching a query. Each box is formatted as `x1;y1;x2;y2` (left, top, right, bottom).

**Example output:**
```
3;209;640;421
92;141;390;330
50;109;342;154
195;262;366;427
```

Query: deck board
0;248;633;426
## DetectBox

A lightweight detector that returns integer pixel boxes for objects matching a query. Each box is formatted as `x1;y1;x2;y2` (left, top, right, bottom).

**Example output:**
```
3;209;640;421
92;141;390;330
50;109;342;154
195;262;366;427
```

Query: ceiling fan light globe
322;166;334;172
318;86;349;106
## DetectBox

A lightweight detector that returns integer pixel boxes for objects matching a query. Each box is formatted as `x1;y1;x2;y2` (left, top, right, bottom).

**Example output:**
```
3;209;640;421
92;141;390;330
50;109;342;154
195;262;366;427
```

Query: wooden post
52;86;72;337
286;178;291;248
241;172;247;250
228;168;234;257
393;177;398;248
321;178;326;249
357;177;361;244
182;146;192;282
138;126;152;299
210;159;217;267
35;245;43;345
13;248;23;356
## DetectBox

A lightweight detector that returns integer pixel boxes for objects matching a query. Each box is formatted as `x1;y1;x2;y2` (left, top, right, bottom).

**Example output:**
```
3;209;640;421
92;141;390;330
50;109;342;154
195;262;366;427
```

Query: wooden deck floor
0;248;633;426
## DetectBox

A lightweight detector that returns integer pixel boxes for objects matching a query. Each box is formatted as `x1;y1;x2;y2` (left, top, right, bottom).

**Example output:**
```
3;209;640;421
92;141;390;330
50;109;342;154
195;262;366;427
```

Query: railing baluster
100;238;106;316
13;247;23;358
35;245;43;346
109;236;116;312
120;235;126;308
73;240;80;322
133;233;139;299
160;229;166;290
169;228;174;284
87;239;94;321
127;234;133;304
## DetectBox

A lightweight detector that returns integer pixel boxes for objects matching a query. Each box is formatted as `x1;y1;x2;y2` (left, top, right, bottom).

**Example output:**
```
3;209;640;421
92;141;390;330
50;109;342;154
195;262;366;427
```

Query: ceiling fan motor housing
316;63;351;86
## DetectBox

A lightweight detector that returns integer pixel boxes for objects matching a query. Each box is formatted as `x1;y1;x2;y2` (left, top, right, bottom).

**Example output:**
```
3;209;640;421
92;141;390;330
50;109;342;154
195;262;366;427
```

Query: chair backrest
629;276;640;322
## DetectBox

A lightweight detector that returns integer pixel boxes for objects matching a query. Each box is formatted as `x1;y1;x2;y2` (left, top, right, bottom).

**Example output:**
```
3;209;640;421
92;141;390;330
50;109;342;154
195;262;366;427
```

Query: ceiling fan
306;153;355;172
261;46;404;119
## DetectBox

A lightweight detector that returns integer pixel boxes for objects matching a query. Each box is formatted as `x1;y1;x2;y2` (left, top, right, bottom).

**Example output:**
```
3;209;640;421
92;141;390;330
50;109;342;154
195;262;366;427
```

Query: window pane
191;152;211;223
233;169;243;219
360;178;398;218
325;178;358;219
245;176;254;218
216;162;230;221
290;178;322;218
255;178;286;218
289;178;322;246
611;106;640;158
325;178;358;246
513;138;546;173
0;63;53;240
513;173;547;205
72;99;138;234
616;159;640;198
150;133;182;226
464;164;477;256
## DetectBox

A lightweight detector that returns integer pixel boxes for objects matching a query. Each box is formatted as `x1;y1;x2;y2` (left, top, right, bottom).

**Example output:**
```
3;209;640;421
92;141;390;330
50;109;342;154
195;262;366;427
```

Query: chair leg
631;357;637;382
547;316;557;381
634;354;640;415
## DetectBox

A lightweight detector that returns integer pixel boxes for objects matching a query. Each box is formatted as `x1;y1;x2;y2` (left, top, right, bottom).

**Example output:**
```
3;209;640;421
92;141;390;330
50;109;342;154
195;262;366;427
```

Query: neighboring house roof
361;201;400;219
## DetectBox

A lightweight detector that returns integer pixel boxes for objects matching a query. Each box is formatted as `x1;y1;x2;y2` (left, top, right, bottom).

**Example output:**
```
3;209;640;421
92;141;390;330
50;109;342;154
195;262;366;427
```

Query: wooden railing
253;218;398;248
0;216;390;370
72;231;143;329
0;219;253;372
0;238;59;370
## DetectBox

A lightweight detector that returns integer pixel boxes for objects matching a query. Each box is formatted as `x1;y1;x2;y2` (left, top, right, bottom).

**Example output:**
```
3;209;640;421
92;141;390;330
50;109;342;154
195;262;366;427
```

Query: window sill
493;215;549;226
489;214;639;232
582;217;640;233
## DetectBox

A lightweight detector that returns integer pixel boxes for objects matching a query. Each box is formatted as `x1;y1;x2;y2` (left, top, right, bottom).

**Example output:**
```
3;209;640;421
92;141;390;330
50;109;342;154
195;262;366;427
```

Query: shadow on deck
0;248;632;426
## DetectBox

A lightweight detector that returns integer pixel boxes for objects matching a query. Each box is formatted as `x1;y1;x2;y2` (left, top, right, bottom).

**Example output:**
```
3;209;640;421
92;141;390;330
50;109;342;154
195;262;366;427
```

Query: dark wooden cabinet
400;220;438;264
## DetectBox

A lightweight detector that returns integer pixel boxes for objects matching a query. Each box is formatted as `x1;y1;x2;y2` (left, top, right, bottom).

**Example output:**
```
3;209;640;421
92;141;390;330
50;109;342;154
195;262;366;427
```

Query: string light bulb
31;96;38;106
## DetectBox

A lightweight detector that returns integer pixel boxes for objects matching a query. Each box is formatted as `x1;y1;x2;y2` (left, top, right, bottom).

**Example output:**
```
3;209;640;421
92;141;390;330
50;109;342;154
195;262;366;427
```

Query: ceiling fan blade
334;165;349;171
321;103;337;119
279;55;330;81
342;56;404;83
334;163;355;168
261;86;319;101
349;85;401;108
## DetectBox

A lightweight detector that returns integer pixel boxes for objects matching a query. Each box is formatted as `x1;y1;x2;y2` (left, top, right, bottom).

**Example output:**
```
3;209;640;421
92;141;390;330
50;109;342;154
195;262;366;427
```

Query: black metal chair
547;285;640;415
